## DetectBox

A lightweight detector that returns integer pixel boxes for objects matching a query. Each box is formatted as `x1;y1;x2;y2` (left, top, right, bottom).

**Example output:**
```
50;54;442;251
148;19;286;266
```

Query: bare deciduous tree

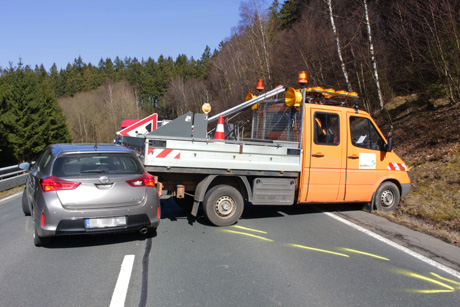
59;80;146;142
363;0;384;110
326;0;353;92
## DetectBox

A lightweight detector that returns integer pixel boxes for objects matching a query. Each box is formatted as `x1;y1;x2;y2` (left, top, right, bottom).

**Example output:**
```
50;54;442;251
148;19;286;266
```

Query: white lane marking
110;255;135;307
0;191;22;204
324;212;460;280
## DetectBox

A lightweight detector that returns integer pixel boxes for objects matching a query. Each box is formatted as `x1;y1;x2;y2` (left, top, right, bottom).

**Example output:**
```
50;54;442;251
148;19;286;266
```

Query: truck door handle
348;155;359;159
312;153;324;158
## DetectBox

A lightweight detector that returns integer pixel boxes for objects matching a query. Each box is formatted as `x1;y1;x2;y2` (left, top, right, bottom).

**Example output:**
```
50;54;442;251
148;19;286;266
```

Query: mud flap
191;200;200;217
370;192;376;212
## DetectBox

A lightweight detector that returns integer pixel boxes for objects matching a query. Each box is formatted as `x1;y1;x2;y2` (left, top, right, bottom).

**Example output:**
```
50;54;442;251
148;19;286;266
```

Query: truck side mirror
385;132;393;152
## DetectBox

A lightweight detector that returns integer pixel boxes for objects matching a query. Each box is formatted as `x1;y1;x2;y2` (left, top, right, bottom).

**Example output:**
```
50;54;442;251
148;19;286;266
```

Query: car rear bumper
54;214;160;235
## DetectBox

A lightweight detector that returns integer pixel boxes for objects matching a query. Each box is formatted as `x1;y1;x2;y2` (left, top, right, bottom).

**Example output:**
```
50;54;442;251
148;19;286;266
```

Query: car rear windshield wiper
81;169;106;173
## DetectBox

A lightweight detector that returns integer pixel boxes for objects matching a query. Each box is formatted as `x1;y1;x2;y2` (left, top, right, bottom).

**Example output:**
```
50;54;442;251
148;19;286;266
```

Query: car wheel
33;207;51;247
33;225;51;247
202;185;244;226
22;189;31;216
374;182;400;212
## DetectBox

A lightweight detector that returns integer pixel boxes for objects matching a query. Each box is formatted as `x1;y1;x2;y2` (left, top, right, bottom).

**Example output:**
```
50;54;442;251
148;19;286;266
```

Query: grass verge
376;96;460;247
0;186;24;199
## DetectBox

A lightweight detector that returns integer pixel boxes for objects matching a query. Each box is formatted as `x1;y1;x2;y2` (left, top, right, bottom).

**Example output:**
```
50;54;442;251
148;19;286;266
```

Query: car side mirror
19;162;31;171
385;132;393;152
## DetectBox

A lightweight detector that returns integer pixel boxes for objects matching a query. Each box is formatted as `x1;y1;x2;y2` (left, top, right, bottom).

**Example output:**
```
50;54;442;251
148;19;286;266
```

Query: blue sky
0;0;251;71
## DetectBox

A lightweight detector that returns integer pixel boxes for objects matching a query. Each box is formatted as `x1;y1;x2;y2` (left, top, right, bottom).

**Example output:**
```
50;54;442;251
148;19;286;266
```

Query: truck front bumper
401;184;411;198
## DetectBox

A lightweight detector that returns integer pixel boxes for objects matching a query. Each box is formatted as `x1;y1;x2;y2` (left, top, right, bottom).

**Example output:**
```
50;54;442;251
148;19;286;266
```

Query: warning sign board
119;113;158;136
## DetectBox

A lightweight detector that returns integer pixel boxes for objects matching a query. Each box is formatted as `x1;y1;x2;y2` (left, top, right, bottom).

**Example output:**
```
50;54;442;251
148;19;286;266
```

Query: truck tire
22;189;31;216
374;182;400;212
203;185;244;226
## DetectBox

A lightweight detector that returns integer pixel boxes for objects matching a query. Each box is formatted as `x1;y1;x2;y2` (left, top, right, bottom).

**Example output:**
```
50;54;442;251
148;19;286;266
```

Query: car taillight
40;175;81;192
126;173;156;187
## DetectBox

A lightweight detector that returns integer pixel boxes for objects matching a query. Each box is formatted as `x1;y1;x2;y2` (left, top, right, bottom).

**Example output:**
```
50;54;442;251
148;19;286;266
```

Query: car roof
49;143;134;156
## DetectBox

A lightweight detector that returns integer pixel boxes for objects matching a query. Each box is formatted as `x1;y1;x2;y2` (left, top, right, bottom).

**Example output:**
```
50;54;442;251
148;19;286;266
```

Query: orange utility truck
122;72;411;226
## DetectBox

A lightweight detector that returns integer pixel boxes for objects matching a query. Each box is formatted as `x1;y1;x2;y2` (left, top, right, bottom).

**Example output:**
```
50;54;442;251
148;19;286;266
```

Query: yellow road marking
339;248;390;261
394;269;456;293
231;225;268;234
406;289;455;294
430;273;460;288
220;229;274;242
288;244;349;258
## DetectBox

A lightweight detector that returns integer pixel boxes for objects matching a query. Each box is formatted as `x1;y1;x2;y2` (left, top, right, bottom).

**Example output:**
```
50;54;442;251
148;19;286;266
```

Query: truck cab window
350;116;385;151
314;112;339;145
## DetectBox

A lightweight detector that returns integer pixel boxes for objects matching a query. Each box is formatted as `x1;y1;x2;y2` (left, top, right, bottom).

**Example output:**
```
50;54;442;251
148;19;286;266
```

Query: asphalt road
1;193;460;307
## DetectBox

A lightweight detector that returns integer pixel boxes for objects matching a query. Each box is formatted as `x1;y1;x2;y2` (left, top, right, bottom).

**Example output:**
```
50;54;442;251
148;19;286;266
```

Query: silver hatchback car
20;144;160;246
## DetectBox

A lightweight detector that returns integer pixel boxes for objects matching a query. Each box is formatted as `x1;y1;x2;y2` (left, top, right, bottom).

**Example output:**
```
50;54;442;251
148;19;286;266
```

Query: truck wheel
374;182;400;212
203;185;244;226
22;189;31;216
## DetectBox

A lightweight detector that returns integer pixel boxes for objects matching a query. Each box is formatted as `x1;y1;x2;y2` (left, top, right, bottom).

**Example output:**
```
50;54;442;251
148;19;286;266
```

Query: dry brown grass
0;186;24;199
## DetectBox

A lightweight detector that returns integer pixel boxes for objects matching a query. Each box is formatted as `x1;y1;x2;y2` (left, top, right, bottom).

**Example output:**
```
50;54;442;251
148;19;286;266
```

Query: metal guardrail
0;165;28;192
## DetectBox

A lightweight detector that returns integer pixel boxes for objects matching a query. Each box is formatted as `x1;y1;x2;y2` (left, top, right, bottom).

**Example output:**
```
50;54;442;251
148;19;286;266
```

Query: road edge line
0;191;22;204
324;211;460;280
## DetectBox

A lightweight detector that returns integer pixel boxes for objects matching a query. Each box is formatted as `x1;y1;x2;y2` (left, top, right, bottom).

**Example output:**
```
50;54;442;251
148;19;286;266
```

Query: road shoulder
336;210;460;272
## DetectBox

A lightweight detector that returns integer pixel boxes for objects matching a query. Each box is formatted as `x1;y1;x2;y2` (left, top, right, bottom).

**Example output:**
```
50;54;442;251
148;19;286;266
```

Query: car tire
33;224;52;247
202;185;244;226
374;182;400;212
33;207;51;247
22;189;31;216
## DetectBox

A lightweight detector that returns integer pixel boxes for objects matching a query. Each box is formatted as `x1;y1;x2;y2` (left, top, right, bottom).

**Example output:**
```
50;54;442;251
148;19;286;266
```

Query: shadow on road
45;229;157;249
160;196;369;227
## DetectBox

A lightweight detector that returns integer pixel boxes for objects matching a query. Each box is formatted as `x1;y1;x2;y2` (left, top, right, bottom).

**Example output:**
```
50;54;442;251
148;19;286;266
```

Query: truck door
306;110;345;202
346;115;388;201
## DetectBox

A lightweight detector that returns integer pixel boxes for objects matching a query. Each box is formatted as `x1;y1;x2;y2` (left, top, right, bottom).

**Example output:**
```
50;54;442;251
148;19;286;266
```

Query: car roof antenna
94;133;98;151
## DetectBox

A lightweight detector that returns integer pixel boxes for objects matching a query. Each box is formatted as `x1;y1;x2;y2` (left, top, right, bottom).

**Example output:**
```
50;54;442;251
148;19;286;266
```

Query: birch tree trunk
253;0;272;82
363;0;385;110
326;0;353;92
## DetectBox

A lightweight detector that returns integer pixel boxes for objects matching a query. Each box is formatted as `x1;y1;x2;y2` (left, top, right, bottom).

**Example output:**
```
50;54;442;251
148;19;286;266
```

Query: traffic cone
215;115;225;140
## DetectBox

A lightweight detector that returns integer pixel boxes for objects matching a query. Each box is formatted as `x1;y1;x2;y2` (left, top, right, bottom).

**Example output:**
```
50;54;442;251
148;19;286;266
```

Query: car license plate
85;217;126;228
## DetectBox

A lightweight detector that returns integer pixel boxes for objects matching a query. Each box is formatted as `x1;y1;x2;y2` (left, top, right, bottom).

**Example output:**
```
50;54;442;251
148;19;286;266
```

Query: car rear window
52;153;144;177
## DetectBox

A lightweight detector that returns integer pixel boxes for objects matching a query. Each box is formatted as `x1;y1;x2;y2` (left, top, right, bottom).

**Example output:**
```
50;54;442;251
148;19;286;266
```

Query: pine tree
197;45;212;79
0;69;17;166
0;63;72;165
276;0;309;30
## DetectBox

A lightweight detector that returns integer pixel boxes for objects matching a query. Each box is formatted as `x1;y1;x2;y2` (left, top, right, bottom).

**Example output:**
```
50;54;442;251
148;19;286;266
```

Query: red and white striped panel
147;148;181;159
387;162;407;171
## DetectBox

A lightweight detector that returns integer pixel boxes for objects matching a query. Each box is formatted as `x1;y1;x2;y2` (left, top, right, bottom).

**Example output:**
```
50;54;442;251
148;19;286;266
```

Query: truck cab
299;102;410;211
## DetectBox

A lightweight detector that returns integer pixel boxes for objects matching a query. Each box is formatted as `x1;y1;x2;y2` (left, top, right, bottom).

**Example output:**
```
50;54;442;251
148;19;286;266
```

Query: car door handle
312;153;324;158
348;155;359;159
